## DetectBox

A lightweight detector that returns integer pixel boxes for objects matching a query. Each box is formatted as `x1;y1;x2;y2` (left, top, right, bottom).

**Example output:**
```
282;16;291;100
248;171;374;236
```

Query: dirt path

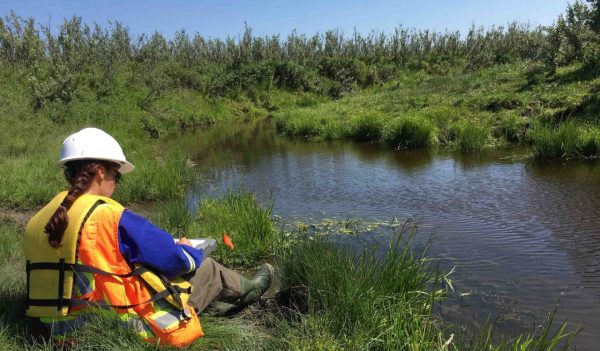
0;208;35;227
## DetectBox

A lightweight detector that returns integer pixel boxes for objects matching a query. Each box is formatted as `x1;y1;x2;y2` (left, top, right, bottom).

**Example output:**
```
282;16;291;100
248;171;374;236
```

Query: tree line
0;0;599;108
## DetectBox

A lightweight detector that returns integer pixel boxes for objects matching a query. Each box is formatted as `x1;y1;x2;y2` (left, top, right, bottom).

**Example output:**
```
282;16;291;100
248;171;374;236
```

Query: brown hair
44;160;114;248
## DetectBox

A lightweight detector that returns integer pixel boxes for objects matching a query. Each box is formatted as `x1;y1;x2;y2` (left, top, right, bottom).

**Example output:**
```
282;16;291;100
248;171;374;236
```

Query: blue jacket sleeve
117;210;203;279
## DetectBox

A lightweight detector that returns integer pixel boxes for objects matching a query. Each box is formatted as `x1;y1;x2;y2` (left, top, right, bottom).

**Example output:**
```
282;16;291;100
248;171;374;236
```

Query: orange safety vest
24;192;204;347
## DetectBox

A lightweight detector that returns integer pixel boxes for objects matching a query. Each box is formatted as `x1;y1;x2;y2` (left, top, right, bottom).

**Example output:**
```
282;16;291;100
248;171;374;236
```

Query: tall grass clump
462;313;576;351
383;115;436;149
530;121;583;159
498;113;527;143
193;190;278;268
345;112;385;142
276;111;323;138
273;223;576;350
275;227;447;350
580;128;600;157
452;121;490;152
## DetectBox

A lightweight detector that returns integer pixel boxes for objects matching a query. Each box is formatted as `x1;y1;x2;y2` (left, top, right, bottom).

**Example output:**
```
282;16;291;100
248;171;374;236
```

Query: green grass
452;120;491;152
383;115;436;149
150;190;279;269
0;213;577;350
345;112;386;142
192;190;279;268
274;229;443;350
529;120;600;159
272;223;575;350
274;62;600;157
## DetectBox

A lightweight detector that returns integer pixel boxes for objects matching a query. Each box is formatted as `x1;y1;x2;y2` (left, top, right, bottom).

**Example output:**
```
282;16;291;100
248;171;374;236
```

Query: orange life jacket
24;191;204;347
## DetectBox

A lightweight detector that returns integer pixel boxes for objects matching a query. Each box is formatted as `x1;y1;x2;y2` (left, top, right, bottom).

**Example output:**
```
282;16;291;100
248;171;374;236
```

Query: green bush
530;121;584;159
273;61;318;91
383;115;435;148
452;121;490;152
345;112;385;142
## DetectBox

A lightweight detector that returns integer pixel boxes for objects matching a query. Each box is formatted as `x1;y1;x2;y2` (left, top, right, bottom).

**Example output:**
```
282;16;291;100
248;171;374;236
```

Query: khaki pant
184;257;243;313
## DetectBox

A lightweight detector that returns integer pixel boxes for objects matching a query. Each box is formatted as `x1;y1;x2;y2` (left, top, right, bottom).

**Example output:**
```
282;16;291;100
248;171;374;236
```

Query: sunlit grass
384;115;436;149
274;62;600;158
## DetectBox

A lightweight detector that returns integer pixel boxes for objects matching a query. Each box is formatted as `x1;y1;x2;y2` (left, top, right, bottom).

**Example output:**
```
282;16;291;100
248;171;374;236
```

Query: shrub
452;121;490;152
273;61;318;91
383;115;435;148
346;112;385;142
530;120;584;159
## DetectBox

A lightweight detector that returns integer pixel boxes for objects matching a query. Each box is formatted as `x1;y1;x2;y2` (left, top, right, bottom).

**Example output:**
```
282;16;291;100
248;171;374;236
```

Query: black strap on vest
57;258;66;311
28;262;151;278
25;260;31;308
27;287;176;310
154;270;189;318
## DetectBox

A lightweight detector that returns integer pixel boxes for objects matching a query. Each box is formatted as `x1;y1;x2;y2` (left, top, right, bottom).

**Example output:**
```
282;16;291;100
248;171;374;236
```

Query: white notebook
175;238;217;257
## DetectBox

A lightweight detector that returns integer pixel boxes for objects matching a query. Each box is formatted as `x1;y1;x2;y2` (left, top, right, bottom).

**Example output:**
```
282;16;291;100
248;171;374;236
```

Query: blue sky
1;0;571;39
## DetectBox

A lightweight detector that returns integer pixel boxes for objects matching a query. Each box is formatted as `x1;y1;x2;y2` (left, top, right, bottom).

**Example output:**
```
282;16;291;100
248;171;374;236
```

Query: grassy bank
0;208;576;351
274;62;600;158
2;1;600;165
0;63;274;210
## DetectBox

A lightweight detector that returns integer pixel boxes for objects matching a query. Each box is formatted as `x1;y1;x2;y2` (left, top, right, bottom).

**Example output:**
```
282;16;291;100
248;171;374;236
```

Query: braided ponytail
44;160;104;248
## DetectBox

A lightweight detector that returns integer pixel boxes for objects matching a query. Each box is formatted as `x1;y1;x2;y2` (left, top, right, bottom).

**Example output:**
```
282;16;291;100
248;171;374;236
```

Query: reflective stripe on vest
73;268;94;296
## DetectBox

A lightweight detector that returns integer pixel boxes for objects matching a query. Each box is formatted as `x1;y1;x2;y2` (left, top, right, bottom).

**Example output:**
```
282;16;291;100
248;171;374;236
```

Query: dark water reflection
182;121;600;349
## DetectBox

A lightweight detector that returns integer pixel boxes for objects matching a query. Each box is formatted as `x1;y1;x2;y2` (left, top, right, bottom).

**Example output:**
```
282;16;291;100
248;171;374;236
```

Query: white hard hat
58;128;135;174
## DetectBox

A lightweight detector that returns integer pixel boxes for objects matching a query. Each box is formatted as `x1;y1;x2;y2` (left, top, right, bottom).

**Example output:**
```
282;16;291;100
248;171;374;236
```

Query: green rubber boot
237;263;274;307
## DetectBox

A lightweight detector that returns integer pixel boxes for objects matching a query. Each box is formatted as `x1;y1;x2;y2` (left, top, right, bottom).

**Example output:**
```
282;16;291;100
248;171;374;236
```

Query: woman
24;128;273;347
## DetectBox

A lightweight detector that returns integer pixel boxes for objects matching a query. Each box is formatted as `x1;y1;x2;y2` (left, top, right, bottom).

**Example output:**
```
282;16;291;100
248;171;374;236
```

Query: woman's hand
177;237;192;246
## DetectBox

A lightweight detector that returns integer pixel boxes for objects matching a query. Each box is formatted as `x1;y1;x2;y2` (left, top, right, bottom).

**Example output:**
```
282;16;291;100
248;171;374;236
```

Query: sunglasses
113;169;122;184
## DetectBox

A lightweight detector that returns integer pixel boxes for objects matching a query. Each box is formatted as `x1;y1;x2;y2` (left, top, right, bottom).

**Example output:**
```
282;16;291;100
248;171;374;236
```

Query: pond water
181;120;600;349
